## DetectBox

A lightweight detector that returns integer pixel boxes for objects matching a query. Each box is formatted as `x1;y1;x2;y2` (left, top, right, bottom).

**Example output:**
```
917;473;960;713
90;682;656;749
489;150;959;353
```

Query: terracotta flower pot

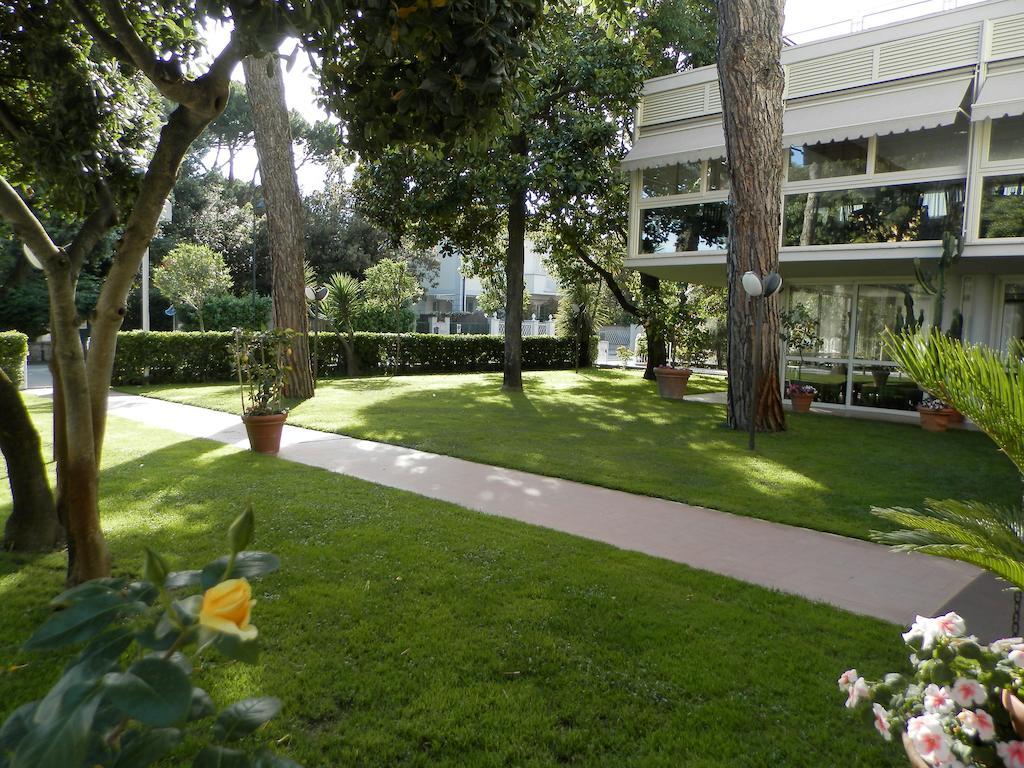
790;392;814;413
242;412;287;454
654;367;692;400
947;408;965;424
917;406;953;433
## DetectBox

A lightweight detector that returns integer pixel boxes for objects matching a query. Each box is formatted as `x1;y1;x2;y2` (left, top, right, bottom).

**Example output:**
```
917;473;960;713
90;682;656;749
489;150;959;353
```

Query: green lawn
123;368;1020;540
0;393;907;766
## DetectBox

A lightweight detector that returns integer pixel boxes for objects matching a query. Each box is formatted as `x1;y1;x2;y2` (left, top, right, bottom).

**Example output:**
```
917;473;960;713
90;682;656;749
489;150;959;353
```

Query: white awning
972;69;1024;122
620;121;725;172
783;74;973;147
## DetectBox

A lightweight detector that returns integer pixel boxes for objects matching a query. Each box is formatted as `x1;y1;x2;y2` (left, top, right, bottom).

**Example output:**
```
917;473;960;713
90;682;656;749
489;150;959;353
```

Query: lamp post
740;270;783;451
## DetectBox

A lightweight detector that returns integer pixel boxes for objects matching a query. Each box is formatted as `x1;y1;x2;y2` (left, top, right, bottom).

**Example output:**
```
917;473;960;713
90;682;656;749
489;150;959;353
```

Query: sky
202;0;981;191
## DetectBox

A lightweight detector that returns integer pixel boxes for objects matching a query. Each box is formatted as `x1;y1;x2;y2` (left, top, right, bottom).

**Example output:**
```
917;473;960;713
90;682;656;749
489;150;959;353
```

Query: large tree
718;0;786;432
0;0;540;582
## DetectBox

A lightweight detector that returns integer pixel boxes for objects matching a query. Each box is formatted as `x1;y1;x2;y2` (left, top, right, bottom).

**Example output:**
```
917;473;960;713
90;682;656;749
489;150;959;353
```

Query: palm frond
323;272;362;332
873;499;1024;589
883;330;1024;474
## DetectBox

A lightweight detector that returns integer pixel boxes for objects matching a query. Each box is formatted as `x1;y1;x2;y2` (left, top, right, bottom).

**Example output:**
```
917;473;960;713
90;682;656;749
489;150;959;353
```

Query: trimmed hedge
112;331;578;385
0;331;28;388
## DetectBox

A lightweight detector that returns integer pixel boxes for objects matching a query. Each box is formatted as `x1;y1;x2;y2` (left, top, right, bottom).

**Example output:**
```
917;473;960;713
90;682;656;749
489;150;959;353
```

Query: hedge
0;331;28;388
112;331;579;385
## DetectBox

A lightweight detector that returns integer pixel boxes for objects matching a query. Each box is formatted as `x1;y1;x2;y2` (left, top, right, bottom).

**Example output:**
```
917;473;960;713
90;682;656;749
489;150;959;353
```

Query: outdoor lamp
305;285;316;302
741;271;763;297
740;270;783;451
22;243;43;270
313;286;328;302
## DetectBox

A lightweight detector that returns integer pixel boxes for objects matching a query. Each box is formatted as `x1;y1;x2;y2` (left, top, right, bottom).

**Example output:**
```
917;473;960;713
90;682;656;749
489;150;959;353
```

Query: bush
111;331;579;384
177;294;272;331
0;330;28;387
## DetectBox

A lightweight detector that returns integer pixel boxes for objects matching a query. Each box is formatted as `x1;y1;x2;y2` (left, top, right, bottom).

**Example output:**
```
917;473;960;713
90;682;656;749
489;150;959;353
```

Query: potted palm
232;328;294;454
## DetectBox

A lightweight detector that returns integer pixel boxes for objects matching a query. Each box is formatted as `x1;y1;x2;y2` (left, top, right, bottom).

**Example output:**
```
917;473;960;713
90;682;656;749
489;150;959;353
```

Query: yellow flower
199;578;257;640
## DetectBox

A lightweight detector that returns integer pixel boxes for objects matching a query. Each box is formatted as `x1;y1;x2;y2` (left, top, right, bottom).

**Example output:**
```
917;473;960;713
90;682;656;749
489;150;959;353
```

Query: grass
123;368;1021;540
0;393;909;766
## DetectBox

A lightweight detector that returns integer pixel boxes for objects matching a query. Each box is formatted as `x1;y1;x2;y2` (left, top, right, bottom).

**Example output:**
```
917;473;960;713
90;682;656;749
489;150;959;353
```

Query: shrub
0;330;28;387
111;331;578;384
177;294;271;331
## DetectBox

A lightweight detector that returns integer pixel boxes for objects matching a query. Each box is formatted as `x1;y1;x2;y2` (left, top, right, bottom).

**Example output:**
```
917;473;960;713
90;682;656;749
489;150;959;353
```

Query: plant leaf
103;657;192;727
201;552;280;589
26;592;144;651
213;697;282;741
11;687;101;768
192;745;251;768
112;727;182;768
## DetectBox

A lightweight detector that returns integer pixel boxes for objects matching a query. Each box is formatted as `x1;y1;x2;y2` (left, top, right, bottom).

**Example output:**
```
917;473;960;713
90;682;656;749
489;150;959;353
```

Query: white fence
489;315;557;337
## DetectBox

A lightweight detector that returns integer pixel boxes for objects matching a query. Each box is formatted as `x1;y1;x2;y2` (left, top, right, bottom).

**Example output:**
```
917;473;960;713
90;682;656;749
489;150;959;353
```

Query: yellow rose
199;578;258;640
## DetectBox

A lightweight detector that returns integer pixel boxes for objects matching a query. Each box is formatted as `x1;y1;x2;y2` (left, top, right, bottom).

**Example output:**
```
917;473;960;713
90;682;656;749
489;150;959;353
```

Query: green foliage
478;270;531;316
356;258;420;332
872;331;1024;587
322;273;362;334
152;244;233;332
0;273;49;339
0;330;28;387
0;509;295;768
110;331;578;384
231;329;294;416
177;294;271;331
779;304;822;354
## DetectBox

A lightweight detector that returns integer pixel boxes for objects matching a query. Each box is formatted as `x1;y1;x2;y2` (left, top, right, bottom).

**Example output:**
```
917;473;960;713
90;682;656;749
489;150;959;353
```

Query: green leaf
102;657;193;727
0;703;36;753
11;687;101;768
228;507;255;555
210;632;260;665
70;626;135;670
201;552;280;589
51;578;126;606
112;728;181;768
26;592;145;651
189;687;216;721
213;697;282;741
193;745;251;768
165;570;202;589
144;547;171;587
252;748;302;768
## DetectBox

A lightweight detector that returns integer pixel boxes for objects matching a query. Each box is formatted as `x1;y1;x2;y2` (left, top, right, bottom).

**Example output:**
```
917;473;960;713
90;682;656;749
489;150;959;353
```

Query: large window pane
639;202;728;253
854;284;933;361
707;157;729;191
874;123;969;172
783;180;965;246
788;139;868;181
785;361;847;404
641;162;702;197
990;116;1024;162
998;282;1024;353
848;364;922;411
979;175;1024;239
786;285;853;358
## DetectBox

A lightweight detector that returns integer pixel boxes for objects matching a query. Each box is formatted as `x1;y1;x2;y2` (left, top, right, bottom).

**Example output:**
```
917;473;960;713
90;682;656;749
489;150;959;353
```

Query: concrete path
27;374;1013;637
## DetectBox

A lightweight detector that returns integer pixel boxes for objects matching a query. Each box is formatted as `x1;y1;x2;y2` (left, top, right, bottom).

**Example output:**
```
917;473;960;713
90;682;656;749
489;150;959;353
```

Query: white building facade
624;0;1024;413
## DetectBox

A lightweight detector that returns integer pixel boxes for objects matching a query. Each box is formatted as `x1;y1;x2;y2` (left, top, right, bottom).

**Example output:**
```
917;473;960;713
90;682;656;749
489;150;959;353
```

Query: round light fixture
762;272;783;297
741;271;763;297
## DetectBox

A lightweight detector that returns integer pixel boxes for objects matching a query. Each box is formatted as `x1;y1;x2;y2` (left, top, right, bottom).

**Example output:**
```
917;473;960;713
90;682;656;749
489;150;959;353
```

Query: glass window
641;162;703;197
989;116;1024;162
979;175;1024;238
783;180;965;246
785;361;848;404
707;157;729;191
874;123;969;173
787;139;868;181
848;363;923;411
998;283;1024;353
854;284;933;361
787;285;853;358
639;202;728;254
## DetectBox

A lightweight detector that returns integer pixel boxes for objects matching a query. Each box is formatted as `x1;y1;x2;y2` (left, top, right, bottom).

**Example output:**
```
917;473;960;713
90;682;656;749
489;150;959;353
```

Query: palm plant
323;272;363;377
872;329;1024;588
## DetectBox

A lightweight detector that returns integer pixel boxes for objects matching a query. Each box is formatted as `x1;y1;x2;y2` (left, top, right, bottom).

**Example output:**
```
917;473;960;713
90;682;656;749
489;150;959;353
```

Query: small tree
360;258;420;371
152;244;232;332
323;272;362;376
479;270;531;317
779;303;822;384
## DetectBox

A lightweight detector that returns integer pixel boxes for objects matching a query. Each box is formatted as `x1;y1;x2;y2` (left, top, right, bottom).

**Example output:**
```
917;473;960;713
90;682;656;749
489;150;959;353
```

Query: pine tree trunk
719;0;787;433
503;133;528;392
0;370;61;551
243;55;314;400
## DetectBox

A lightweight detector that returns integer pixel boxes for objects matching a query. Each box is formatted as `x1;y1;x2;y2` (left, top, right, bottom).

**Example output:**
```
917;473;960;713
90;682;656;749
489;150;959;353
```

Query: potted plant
917;396;956;433
654;304;697;400
232;328;293;453
786;382;817;413
654;364;692;399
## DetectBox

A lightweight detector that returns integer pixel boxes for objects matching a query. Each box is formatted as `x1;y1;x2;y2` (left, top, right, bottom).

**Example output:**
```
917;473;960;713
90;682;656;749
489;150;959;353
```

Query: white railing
784;0;985;46
488;315;557;337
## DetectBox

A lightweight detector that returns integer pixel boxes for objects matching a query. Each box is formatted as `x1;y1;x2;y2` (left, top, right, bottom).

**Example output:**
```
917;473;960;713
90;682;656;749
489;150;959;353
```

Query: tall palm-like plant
323;273;363;377
872;330;1024;587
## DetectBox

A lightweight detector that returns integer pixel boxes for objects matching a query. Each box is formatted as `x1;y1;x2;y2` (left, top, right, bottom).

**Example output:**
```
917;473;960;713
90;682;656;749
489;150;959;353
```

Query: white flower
959;708;996;742
904;613;965;650
990;637;1023;654
873;703;892;741
838;668;858;692
923;684;955;715
845;676;870;708
997;741;1024;768
1010;645;1024;668
908;713;953;765
952;677;987;707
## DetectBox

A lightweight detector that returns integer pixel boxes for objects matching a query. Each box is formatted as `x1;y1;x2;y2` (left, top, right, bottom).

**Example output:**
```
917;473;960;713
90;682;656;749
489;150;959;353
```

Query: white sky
201;0;979;191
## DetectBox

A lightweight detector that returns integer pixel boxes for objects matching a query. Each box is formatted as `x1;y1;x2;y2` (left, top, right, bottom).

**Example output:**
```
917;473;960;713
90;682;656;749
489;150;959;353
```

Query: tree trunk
503;133;528;392
640;273;668;380
718;0;787;433
243;55;314;400
0;370;61;551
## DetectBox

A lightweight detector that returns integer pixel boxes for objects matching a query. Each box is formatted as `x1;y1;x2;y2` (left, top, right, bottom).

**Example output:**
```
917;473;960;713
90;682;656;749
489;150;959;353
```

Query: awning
620;121;725;172
622;75;974;171
783;74;973;147
972;68;1024;122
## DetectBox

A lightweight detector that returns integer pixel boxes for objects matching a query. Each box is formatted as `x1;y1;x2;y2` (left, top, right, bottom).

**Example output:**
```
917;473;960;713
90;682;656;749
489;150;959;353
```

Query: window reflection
783;180;965;246
706;157;730;191
788;138;868;181
848;364;923;410
642;163;703;197
855;284;933;361
639;203;729;254
787;285;853;358
999;283;1024;354
874;123;969;172
990;116;1024;162
979;175;1024;239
